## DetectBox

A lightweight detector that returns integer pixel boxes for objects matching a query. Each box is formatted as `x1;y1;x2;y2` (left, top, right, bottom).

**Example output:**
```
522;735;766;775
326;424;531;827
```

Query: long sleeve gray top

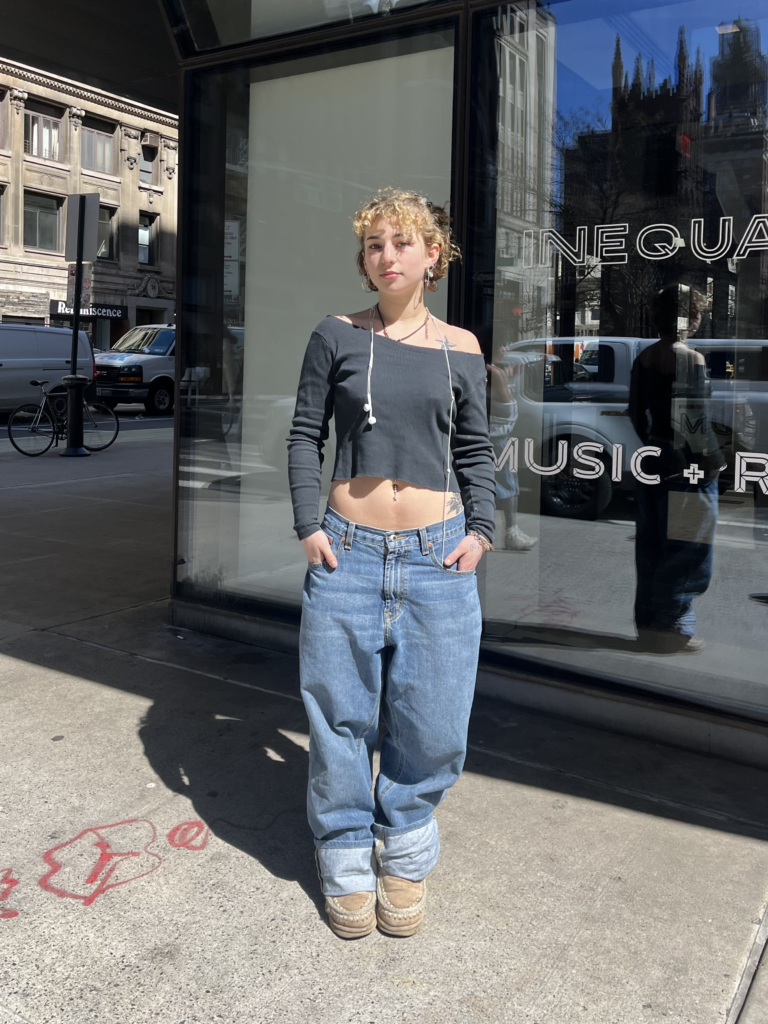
287;316;496;542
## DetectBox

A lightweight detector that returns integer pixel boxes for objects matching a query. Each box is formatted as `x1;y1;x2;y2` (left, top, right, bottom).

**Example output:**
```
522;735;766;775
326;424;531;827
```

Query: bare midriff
329;477;462;531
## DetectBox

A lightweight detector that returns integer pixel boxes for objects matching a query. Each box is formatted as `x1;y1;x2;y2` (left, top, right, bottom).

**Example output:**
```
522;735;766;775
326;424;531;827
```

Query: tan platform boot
325;891;377;939
376;875;426;937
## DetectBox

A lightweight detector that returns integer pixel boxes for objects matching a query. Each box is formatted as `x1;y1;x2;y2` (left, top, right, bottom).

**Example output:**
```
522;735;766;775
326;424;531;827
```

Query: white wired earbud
365;306;377;425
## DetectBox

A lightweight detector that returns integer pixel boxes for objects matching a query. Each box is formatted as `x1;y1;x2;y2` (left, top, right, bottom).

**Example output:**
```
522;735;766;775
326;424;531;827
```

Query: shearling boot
376;875;426;937
325;891;376;939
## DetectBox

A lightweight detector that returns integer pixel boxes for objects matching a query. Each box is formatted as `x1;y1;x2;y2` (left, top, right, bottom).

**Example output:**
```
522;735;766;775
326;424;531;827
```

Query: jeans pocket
427;547;476;577
308;531;342;573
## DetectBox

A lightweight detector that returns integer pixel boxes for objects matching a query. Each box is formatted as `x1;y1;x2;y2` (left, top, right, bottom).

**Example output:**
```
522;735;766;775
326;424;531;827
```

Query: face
363;217;440;295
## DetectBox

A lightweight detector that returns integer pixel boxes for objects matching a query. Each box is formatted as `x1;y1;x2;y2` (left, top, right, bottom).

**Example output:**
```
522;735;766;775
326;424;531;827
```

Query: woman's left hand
443;534;485;572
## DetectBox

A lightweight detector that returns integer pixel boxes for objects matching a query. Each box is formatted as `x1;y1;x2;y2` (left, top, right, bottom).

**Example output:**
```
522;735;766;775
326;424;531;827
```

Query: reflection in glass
177;0;439;50
471;1;768;717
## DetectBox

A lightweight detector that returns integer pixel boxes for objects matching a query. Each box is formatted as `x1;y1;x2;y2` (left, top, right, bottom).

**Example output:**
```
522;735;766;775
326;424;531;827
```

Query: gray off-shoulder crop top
287;315;496;542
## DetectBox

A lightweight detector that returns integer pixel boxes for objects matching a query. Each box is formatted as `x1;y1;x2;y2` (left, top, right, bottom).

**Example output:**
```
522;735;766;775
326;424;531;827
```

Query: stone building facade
0;58;177;349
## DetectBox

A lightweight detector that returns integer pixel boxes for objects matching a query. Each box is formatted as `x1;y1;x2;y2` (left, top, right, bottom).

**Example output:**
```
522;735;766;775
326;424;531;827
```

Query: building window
97;205;116;260
138;212;157;264
139;145;157;184
82;127;114;174
23;191;61;251
24;110;61;161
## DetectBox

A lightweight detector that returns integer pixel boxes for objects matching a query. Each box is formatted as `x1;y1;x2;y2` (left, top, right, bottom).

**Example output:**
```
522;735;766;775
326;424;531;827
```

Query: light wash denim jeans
299;507;482;897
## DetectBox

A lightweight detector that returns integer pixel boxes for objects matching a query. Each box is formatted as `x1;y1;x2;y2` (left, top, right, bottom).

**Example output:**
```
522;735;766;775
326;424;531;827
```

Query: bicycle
7;380;119;456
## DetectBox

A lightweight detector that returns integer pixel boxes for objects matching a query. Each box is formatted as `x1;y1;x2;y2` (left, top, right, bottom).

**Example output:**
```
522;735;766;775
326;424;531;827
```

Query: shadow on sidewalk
135;657;324;916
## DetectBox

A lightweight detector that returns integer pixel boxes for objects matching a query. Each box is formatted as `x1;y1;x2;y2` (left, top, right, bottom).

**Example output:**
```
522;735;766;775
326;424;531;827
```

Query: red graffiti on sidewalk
39;820;162;906
0;868;20;919
167;820;210;850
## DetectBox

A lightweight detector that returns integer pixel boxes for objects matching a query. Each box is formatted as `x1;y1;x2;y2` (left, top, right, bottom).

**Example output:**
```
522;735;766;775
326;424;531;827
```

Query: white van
0;325;93;412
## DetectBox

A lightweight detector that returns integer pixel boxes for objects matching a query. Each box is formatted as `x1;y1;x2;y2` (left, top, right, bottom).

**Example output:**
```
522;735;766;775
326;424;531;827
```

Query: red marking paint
0;868;20;919
39;820;162;906
166;820;210;851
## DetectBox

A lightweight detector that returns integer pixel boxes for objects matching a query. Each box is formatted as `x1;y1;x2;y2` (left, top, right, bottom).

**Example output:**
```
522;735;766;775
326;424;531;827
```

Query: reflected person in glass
629;284;724;654
287;189;495;939
489;349;537;551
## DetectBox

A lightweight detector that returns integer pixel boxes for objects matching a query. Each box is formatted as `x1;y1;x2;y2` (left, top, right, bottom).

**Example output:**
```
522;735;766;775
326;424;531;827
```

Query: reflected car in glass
501;337;766;519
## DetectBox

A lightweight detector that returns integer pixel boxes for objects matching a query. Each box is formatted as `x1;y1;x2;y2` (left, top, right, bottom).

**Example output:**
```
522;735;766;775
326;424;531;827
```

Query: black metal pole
61;194;90;457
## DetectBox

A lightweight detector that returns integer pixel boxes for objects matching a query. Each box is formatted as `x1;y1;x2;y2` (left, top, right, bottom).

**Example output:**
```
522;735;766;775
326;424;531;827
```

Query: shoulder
433;320;482;355
331;311;373;329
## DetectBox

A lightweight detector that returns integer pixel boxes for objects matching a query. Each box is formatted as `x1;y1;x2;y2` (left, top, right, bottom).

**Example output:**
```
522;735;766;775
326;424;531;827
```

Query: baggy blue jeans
299;507;482;897
634;479;718;636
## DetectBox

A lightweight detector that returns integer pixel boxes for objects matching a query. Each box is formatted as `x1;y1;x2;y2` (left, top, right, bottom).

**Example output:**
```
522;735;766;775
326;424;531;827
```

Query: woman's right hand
301;530;338;568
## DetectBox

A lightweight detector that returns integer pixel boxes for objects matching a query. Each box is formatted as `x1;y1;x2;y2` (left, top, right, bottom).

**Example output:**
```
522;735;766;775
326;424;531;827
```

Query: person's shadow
137;670;325;917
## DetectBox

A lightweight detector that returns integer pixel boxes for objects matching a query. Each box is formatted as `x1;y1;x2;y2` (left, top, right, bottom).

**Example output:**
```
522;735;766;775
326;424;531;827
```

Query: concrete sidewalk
0;430;766;1024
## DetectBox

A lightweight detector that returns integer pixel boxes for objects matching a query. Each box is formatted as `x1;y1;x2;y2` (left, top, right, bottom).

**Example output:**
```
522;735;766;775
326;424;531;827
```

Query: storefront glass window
467;1;768;718
177;28;456;611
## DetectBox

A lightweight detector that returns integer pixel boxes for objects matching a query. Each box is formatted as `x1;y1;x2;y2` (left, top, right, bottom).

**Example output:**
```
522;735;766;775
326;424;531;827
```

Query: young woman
288;188;495;939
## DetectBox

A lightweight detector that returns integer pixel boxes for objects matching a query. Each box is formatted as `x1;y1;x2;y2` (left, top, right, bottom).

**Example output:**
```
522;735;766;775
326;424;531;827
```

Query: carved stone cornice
10;88;28;114
69;106;85;131
129;274;174;299
0;58;177;129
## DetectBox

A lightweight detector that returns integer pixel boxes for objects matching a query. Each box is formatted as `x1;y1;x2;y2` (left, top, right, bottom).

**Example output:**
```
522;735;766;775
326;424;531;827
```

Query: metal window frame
82;126;115;175
138;211;158;266
168;0;537;614
23;189;62;250
24;110;62;161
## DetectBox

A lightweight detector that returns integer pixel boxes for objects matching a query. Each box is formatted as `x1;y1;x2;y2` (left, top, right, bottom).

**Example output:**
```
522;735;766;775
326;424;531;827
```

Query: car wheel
144;382;174;416
540;464;613;520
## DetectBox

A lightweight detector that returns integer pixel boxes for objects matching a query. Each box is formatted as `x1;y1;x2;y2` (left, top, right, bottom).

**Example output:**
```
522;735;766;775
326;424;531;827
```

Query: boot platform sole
376;909;424;937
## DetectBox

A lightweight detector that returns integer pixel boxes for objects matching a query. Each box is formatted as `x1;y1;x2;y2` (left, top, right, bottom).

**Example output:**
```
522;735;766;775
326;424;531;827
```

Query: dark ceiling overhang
0;0;180;113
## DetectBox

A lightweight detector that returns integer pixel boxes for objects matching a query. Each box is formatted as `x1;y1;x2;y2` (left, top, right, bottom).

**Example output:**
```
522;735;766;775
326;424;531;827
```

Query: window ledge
23;248;65;258
24;155;71;173
139;182;164;197
82;168;122;184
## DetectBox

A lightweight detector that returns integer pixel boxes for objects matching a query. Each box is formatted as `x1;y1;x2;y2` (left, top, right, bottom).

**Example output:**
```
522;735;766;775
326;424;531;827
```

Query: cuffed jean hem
376;817;440;882
315;844;377;897
315;819;439;896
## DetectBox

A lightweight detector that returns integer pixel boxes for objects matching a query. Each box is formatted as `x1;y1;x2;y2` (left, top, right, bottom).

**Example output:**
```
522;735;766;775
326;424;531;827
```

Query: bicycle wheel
8;404;55;456
83;402;119;451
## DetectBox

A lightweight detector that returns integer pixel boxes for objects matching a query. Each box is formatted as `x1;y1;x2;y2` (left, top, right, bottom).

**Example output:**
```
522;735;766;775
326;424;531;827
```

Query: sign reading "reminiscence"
50;300;128;320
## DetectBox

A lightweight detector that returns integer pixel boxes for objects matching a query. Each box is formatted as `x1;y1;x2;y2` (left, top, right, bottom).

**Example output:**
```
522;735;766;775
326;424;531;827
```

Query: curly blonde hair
353;187;461;292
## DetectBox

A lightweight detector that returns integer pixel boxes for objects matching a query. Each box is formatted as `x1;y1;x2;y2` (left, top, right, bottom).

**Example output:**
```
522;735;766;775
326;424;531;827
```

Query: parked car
95;324;244;417
0;324;93;413
94;324;176;415
504;336;766;519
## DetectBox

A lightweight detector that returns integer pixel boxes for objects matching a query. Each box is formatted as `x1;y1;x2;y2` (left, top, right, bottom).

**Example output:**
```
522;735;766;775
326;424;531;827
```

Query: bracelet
468;530;494;553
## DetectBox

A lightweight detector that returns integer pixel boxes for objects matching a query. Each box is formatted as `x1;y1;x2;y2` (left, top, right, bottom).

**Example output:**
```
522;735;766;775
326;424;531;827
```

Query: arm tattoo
446;492;464;514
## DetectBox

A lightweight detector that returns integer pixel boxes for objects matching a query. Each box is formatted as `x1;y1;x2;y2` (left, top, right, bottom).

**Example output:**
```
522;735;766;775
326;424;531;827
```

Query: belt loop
344;521;355;550
418;527;429;555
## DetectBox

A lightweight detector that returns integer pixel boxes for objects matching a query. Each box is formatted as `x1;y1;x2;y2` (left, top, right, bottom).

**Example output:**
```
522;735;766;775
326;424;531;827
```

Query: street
0;418;766;1023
